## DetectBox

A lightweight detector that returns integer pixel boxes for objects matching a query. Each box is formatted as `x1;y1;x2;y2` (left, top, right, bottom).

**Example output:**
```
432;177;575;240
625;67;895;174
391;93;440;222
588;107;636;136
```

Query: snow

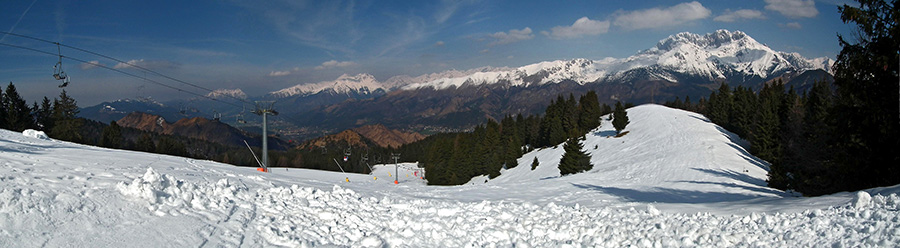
270;73;385;97
207;88;248;99
1;105;898;247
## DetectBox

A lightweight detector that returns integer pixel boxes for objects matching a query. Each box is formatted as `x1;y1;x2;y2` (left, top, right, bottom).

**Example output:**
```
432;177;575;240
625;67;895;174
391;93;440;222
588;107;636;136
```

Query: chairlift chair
53;44;69;88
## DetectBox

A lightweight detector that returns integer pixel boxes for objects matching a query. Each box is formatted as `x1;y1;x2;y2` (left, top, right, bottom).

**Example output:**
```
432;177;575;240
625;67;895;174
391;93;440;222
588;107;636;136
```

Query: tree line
664;1;897;196
396;91;629;185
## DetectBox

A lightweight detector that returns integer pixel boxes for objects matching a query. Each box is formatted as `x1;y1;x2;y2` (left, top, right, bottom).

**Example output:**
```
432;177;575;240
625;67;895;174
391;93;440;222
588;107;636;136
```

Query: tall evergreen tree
600;103;612;117
156;136;187;157
751;82;784;164
827;0;899;192
99;121;124;149
35;97;54;131
612;101;629;134
3;82;34;132
136;133;155;152
708;83;732;125
539;98;566;146
558;137;592;175
50;90;83;142
0;86;6;130
578;91;602;133
730;86;757;139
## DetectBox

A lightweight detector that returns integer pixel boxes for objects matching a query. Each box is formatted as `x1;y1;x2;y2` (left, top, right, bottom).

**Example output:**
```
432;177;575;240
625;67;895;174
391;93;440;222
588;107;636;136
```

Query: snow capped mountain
404;30;834;90
271;73;385;97
383;66;509;90
206;88;247;99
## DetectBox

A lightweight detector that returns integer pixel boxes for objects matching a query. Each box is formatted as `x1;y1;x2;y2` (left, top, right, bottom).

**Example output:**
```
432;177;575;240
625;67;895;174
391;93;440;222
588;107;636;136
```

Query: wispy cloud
434;0;460;24
269;66;302;76
315;60;357;70
434;41;445;47
779;22;803;29
268;70;293;77
714;9;766;22
113;59;178;70
764;0;818;18
233;0;361;55
488;27;533;46
543;17;609;39
613;1;711;30
80;60;103;70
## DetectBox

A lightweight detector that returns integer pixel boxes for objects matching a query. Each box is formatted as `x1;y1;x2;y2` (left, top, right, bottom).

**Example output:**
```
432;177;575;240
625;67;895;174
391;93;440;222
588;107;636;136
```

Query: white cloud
613;1;711;30
80;60;103;70
714;9;766;22
780;22;803;29
488;27;534;46
545;17;610;39
434;41;445;47
765;0;818;18
314;60;357;70
113;59;177;70
268;70;293;77
268;67;301;77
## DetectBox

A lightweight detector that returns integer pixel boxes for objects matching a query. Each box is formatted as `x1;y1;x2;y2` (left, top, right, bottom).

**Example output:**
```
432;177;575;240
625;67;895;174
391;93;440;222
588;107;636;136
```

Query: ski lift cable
0;31;254;106
0;41;244;109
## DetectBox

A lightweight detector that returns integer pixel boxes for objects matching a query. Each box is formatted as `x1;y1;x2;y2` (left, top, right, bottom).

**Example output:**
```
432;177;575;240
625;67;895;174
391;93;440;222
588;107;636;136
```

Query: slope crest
489;104;787;202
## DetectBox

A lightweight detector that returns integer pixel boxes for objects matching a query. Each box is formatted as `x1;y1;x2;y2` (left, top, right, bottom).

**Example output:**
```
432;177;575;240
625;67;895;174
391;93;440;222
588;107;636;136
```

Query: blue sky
1;0;855;105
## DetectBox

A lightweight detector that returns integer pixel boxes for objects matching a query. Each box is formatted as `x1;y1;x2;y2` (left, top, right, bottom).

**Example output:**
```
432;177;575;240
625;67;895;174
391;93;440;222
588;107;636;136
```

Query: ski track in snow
1;105;899;247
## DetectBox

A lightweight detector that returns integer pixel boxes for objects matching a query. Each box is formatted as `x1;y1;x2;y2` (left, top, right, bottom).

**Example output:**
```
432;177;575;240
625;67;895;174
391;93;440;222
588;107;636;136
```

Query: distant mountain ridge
80;29;835;141
298;124;426;149
402;30;832;90
116;112;289;150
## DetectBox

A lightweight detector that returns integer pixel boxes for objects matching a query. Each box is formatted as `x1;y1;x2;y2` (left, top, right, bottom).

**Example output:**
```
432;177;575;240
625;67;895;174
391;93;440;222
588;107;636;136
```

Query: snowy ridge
206;88;247;99
383;66;508;90
490;104;774;195
403;30;833;90
1;103;898;246
270;73;385;97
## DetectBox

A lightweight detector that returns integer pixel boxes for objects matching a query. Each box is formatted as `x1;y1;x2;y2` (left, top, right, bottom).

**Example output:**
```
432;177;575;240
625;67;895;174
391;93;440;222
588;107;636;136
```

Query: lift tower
253;101;278;171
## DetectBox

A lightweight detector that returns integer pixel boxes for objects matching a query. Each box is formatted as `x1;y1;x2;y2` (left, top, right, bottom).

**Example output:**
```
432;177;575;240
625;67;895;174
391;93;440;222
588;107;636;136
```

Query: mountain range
80;29;834;140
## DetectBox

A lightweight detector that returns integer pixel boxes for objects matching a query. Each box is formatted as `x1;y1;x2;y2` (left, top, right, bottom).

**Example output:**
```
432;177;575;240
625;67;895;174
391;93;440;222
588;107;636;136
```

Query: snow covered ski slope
1;105;898;247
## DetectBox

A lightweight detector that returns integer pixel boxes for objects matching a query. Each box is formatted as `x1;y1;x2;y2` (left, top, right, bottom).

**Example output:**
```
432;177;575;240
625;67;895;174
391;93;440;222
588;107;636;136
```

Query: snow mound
853;191;872;209
22;129;50;140
117;167;249;215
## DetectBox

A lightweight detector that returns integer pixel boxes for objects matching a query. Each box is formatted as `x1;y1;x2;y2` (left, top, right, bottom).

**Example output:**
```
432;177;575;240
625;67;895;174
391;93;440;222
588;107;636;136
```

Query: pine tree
156;136;187;157
730;86;757;139
751;82;784;164
558;137;592;175
826;0;899;192
99;121;124;149
136;133;156;152
35;97;54;131
3;82;34;132
531;157;539;170
578;91;602;133
600;103;612;117
708;83;732;125
612;101;629;134
0;86;6;130
562;94;579;137
50;90;82;142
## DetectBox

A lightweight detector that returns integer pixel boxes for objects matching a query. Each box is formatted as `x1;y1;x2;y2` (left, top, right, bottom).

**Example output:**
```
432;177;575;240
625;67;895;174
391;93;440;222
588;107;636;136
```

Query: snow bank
22;129;50;140
114;167;900;247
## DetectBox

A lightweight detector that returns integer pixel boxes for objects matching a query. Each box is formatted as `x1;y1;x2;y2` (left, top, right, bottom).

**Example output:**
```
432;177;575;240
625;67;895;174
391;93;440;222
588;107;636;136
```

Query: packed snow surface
1;105;898;247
